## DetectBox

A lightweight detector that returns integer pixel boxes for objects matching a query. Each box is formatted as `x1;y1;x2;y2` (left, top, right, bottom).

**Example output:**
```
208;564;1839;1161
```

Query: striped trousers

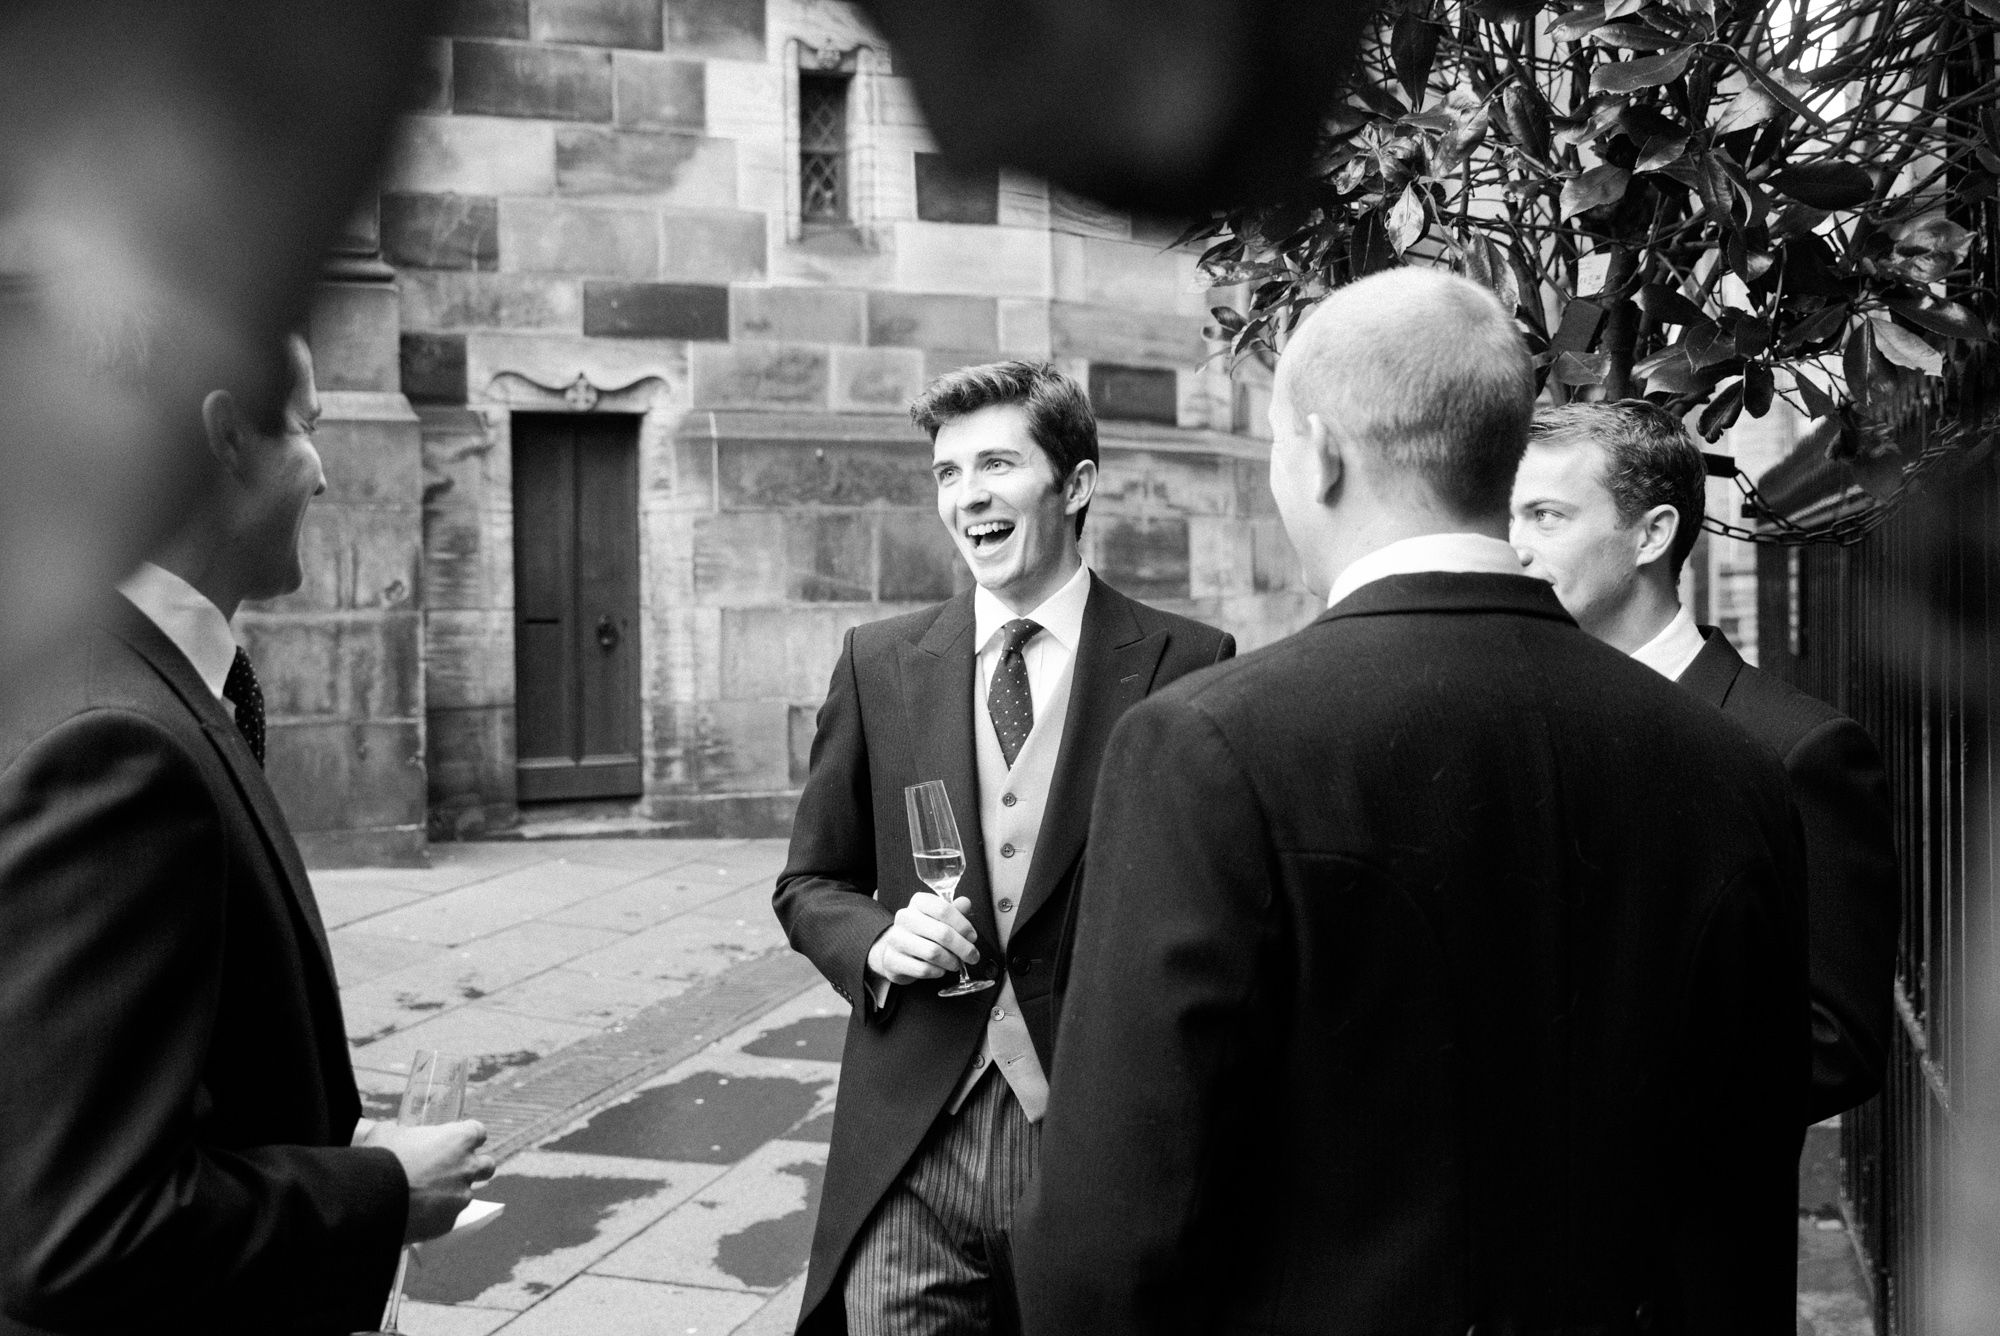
842;1068;1041;1336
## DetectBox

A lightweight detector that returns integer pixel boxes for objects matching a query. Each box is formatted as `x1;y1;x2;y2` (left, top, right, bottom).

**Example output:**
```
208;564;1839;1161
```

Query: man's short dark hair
1530;401;1708;579
908;360;1099;536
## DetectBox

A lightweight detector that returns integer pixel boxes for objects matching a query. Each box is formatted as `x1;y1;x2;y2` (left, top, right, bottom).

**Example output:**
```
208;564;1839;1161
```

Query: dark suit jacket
0;597;406;1336
1015;573;1810;1336
774;574;1233;1335
1680;627;1898;1123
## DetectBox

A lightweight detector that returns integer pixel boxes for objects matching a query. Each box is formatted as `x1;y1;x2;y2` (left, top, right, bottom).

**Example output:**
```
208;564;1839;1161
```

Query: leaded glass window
800;73;848;223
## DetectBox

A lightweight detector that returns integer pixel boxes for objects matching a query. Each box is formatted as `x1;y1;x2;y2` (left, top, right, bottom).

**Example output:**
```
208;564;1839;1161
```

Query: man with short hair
0;333;494;1336
1511;400;1897;1122
1016;270;1810;1335
775;360;1233;1335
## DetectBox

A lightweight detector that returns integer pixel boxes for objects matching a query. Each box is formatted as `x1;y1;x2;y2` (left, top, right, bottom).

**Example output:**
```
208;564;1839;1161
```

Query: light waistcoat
945;652;1076;1123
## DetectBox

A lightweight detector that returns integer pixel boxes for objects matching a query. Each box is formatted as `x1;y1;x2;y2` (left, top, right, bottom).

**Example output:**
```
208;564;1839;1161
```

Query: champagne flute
905;780;993;998
376;1050;471;1335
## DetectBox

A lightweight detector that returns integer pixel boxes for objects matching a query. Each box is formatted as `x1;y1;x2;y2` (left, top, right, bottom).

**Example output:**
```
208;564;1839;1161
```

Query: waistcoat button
1002;793;1017;807
991;1006;1005;1022
1000;843;1015;858
998;896;1014;912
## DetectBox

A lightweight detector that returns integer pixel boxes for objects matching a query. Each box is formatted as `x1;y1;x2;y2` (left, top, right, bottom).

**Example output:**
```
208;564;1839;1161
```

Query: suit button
998;897;1014;913
1013;957;1031;974
1002;793;1017;807
973;1053;988;1068
1000;843;1015;858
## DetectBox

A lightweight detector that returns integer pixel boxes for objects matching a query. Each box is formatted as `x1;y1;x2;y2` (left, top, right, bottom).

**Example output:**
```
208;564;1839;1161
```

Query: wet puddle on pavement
545;1071;826;1163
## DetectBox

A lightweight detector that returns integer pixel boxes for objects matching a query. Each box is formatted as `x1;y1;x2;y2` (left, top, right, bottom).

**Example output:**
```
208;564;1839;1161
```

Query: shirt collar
1630;601;1706;682
974;562;1092;655
1327;533;1526;609
118;561;238;700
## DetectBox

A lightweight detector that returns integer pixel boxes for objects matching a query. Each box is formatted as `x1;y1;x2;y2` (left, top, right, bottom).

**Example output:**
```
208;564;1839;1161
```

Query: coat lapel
1679;627;1746;708
895;594;1001;953
104;597;340;992
1015;576;1165;932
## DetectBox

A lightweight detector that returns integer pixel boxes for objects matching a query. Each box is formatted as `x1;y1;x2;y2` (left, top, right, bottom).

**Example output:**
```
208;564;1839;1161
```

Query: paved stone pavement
316;836;1876;1335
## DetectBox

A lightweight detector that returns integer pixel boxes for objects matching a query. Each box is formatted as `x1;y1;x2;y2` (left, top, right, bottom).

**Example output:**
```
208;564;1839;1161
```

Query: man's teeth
966;522;1013;543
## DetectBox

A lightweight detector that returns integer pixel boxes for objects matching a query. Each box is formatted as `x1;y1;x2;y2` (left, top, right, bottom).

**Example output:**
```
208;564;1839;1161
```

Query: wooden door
512;414;642;802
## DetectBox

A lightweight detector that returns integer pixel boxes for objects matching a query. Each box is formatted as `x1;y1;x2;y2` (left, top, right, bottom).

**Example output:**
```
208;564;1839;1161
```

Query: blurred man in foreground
1016;270;1810;1335
1511;401;1897;1122
0;333;491;1335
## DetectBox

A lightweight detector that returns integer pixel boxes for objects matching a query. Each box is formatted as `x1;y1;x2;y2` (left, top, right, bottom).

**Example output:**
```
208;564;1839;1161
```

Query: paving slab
592;1139;827;1293
487;1274;765;1335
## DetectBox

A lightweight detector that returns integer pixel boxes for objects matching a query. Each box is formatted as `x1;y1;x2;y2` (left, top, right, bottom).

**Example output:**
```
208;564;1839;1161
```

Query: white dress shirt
1631;601;1706;682
972;561;1091;719
118;562;238;709
1326;533;1527;609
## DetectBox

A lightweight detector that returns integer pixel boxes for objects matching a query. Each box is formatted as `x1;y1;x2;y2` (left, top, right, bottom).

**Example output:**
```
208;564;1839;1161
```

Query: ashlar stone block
400;271;582;334
443;0;530;39
786;513;874;602
691;512;787;605
717;439;933;509
555;127;736;207
914;154;999;226
731;286;865;346
866;292;997;352
426;609;515;709
997;299;1052;358
402;333;470;405
1049;187;1131;241
771;224;898;290
410;40;453;114
830;346;924;413
381;193;499;272
893;222;1050;299
1077;236;1202;314
1050;301;1205;368
660;211;767;284
385;115;556;197
666;0;766;60
690;343;828;410
1189;515;1255;599
530;0;664;49
583;281;729;340
877;509;960;604
498;199;657;278
235;612;422;722
452;40;613;122
1088;363;1178;426
614;53;705;131
1092;515;1191;602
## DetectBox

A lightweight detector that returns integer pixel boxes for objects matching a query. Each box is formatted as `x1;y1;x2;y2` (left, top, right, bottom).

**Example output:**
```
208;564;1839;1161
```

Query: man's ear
1306;412;1342;505
199;389;247;474
1635;502;1679;569
1062;457;1099;516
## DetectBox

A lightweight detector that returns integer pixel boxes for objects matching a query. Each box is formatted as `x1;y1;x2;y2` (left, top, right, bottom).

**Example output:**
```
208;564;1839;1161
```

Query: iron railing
1756;444;1999;1335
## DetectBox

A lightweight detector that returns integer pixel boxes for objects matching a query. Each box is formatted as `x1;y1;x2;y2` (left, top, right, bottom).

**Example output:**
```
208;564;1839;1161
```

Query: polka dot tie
222;646;267;767
988;619;1041;769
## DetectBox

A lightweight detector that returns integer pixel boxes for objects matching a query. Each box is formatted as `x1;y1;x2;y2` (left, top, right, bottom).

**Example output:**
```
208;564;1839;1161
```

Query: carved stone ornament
484;369;671;412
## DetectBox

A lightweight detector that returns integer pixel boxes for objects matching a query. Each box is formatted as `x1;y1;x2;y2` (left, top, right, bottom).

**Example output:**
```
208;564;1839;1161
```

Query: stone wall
392;0;1314;838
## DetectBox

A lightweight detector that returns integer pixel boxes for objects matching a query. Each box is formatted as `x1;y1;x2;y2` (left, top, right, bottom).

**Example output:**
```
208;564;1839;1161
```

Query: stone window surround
782;38;888;244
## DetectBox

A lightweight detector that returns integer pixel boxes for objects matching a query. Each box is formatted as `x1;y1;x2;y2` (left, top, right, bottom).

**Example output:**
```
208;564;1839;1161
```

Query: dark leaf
1727;233;1775;283
1743;363;1775;416
1500;84;1554;162
1552;351;1613;385
1591;47;1693;95
1561;164;1632;219
1844;321;1889;409
1697;380;1745;440
1869;318;1945;376
1635;133;1689;172
1733;315;1772;356
1392;12;1442;106
1770;202;1830;241
1884;295;1990;342
1547;2;1607;41
1685;322;1738;369
1968;0;2000;23
1554;95;1629;148
1691;152;1734;220
1636;347;1707;395
1209;305;1247;333
1637;283;1707;326
1795;371;1839;420
1604;0;1650;16
1552;297;1609;354
1591;22;1677;49
1356;82;1411;120
1883;214;1975;284
1616;104;1686;143
1767;161;1874;209
1849;441;1906;501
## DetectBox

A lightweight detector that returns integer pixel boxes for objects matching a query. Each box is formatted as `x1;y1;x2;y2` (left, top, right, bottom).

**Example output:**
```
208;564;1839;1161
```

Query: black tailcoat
0;597;405;1336
774;574;1233;1334
1680;626;1898;1122
1016;573;1810;1336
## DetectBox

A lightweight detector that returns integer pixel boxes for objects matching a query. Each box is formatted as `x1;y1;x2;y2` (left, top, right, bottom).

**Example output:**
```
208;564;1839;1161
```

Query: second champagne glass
904;780;993;998
377;1050;472;1335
